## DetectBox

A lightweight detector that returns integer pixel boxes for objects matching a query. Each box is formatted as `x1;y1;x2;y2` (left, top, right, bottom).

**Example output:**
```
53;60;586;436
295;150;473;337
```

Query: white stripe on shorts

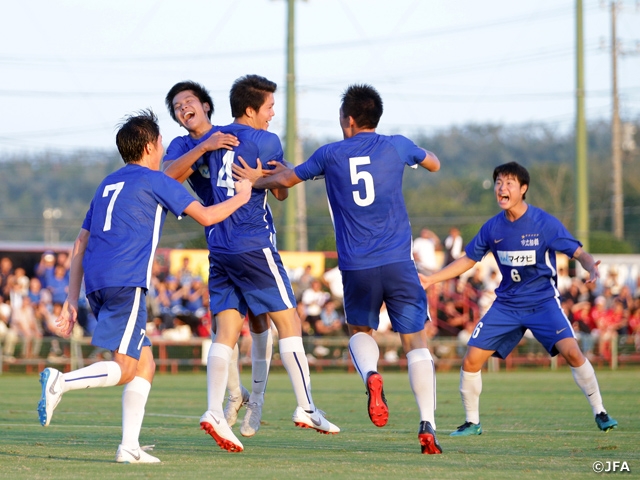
118;287;142;354
262;248;293;310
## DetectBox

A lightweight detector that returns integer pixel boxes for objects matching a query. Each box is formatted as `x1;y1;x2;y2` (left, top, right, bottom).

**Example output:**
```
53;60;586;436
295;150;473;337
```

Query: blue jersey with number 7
81;163;195;294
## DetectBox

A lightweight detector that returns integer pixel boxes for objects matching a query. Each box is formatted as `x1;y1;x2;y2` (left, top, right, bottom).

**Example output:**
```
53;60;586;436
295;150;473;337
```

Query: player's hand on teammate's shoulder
204;131;239;151
234;178;253;203
263;160;289;176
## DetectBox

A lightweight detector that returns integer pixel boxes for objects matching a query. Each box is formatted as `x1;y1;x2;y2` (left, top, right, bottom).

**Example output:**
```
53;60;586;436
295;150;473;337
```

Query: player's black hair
229;75;277;118
493;161;530;200
116;108;160;164
341;84;384;129
165;81;214;122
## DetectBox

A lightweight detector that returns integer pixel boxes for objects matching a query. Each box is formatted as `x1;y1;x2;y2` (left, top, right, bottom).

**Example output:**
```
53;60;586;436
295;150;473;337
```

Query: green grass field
0;368;637;479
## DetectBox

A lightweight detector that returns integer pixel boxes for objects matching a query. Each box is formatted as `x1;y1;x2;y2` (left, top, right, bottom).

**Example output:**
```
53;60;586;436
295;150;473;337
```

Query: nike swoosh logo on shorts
556;328;567;334
494;238;504;243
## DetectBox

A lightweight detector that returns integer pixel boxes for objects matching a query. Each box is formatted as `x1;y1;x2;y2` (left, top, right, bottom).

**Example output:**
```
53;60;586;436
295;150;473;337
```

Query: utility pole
575;0;590;250
610;0;624;240
283;0;308;251
283;0;297;252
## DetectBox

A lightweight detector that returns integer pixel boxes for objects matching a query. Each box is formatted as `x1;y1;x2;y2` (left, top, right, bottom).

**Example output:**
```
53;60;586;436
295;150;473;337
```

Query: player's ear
203;102;211;114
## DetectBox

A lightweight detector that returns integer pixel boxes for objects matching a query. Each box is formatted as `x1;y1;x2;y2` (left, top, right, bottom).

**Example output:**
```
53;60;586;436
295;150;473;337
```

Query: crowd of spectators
2;238;640;366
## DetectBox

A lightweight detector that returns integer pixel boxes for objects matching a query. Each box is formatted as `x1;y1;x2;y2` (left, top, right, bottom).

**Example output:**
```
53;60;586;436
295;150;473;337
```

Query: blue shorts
342;261;429;334
469;297;575;359
87;287;151;360
208;247;296;317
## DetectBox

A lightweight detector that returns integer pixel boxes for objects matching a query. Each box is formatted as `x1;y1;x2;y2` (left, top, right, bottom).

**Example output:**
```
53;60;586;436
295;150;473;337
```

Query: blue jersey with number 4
465;205;581;309
81;163;195;294
295;132;425;271
206;123;284;253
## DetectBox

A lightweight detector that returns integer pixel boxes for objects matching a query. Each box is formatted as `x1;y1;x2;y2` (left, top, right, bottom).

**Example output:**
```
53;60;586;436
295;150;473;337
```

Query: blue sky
1;0;638;154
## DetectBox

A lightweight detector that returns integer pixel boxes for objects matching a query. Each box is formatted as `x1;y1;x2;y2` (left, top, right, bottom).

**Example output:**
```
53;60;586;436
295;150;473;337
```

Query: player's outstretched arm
185;178;252;226
164;132;239;183
572;247;601;284
418;149;441;172
419;255;476;290
233;156;302;190
57;229;89;337
231;155;293;201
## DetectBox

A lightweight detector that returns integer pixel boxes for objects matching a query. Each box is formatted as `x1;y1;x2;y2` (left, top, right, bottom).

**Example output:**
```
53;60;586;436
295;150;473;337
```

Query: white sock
460;369;482;424
226;343;242;399
207;343;233;415
250;329;272;404
121;376;151;450
62;361;121;392
348;332;380;382
571;359;605;415
407;348;436;428
279;336;313;411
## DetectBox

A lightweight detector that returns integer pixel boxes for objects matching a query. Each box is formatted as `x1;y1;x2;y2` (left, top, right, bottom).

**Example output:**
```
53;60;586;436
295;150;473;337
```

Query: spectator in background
322;266;344;308
45;264;69;305
443;227;463;266
1;257;14;298
556;266;573;295
177;256;194;287
628;301;640;351
301;279;330;333
1;299;18;362
315;299;345;337
295;264;315;301
413;228;441;276
11;295;42;359
35;252;56;288
597;299;627;361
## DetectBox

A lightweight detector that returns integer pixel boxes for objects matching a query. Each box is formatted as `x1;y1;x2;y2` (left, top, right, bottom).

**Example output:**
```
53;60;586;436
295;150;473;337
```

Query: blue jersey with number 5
465;205;581;309
81;163;195;294
295;132;425;271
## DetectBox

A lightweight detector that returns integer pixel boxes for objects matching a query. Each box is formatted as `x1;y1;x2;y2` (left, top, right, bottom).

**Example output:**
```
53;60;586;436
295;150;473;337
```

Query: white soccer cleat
292;406;340;434
115;445;161;464
200;411;244;452
38;368;64;427
240;402;263;437
224;385;250;427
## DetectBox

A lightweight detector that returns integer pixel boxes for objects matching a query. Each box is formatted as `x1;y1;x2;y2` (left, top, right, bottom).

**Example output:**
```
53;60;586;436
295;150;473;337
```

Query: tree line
0;120;638;253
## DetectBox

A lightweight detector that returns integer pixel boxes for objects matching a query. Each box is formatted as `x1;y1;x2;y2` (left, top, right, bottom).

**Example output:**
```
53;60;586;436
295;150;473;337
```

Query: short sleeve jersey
206;123;284;253
164;127;223;206
465;205;581;309
81;163;195;294
294;132;425;271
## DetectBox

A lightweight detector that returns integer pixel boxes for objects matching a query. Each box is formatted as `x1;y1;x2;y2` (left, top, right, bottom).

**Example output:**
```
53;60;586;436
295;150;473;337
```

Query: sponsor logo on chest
497;250;536;266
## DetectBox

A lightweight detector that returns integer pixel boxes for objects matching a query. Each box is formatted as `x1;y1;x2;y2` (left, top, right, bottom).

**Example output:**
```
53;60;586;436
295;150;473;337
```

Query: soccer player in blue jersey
199;74;340;453
420;161;618;436
37;109;252;463
163;81;279;437
234;83;443;455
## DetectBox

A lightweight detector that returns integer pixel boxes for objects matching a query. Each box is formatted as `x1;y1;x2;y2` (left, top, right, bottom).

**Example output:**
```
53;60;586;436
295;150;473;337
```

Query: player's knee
118;368;137;384
249;313;270;334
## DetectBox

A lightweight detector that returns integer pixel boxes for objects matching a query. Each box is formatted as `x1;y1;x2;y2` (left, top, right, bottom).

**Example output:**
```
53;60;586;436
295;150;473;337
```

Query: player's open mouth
184;111;195;121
